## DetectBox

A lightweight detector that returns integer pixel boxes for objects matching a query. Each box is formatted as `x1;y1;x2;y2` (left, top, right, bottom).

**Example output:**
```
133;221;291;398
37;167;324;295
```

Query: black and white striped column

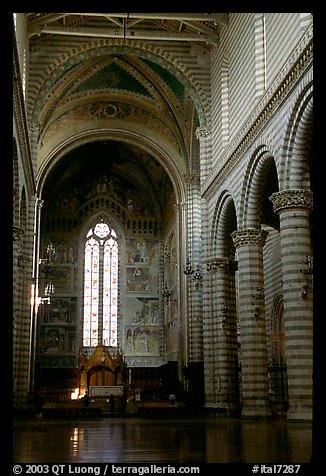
270;189;313;420
205;258;240;414
231;229;270;417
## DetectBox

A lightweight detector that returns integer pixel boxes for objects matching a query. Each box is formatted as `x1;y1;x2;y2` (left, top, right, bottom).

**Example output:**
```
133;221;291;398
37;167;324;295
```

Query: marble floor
13;415;313;464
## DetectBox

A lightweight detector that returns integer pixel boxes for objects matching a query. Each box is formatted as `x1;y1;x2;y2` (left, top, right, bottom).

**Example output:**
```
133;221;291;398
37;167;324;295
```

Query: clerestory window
83;221;118;347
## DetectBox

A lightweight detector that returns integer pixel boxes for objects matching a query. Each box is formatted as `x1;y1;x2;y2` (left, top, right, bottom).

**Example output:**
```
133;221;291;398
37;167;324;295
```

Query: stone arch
280;81;313;191
36;128;187;208
240;144;279;230
211;191;237;258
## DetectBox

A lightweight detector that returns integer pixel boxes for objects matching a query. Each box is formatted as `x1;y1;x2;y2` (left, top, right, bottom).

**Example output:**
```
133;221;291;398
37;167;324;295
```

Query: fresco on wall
123;296;160;357
44;266;72;293
126;238;160;294
38;297;77;356
43;238;77;264
125;326;160;354
39;327;76;354
50;173;154;218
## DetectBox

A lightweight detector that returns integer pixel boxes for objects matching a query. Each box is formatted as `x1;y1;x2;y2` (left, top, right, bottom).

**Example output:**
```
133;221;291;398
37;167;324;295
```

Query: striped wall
265;13;301;88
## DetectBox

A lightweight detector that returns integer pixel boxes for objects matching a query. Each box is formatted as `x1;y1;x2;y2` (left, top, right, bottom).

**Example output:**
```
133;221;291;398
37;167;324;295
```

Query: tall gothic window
83;221;118;347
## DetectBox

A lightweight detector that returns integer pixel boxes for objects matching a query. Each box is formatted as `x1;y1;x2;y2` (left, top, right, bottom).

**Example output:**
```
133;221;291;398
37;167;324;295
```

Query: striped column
203;259;218;406
174;201;188;372
270;190;313;421
206;258;240;414
231;229;270;417
189;178;203;363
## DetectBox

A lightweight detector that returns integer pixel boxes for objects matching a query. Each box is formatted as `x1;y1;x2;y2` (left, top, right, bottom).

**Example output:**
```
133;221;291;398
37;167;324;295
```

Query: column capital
17;253;33;271
269;189;313;214
35;197;44;208
195;127;212;140
174;201;187;212
13;225;24;244
231;229;269;249
183;173;200;185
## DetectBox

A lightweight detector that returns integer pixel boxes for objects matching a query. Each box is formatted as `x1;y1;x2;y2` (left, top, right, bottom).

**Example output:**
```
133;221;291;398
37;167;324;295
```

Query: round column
231;229;270;417
270;189;313;420
206;258;240;414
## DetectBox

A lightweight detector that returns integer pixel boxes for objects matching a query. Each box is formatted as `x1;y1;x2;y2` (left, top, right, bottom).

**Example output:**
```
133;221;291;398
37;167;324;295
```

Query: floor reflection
13;416;312;464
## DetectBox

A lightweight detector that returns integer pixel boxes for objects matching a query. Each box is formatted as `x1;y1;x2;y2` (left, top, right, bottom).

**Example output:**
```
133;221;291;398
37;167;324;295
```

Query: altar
78;345;127;397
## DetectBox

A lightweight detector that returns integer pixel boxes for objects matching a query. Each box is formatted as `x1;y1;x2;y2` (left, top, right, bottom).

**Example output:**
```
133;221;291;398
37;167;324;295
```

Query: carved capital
13;226;24;244
36;198;45;209
231;229;269;249
184;173;200;184
195;127;212;140
269;190;313;214
17;253;32;271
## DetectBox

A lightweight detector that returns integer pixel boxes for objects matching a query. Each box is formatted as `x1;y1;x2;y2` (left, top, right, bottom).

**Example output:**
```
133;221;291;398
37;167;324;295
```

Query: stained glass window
83;222;118;347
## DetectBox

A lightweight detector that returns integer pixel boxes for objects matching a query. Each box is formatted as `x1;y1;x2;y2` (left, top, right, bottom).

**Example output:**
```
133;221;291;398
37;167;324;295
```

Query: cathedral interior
13;13;313;427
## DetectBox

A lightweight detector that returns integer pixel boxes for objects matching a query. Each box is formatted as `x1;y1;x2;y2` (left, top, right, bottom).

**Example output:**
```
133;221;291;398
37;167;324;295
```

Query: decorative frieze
231;229;269;249
269;190;313;214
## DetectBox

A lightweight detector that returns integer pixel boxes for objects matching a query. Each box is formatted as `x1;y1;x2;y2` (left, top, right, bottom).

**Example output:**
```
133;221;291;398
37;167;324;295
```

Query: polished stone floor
13;415;313;464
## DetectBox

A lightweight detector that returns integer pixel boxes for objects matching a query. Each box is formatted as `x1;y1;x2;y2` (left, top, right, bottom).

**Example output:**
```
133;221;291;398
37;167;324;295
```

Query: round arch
280;81;313;191
36;128;187;208
211;191;238;258
240;145;279;230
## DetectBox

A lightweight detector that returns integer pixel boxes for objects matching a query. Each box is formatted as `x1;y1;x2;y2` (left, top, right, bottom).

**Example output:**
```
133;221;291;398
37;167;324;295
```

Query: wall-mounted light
162;282;171;299
183;256;194;275
299;254;313;300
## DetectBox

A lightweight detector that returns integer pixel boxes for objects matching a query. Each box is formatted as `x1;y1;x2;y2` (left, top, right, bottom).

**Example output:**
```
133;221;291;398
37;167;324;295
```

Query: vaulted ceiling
20;14;229;227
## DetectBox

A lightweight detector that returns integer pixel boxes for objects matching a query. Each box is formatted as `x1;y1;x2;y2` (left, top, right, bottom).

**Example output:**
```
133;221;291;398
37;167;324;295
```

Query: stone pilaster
196;127;212;183
231;229;270;417
270;189;313;420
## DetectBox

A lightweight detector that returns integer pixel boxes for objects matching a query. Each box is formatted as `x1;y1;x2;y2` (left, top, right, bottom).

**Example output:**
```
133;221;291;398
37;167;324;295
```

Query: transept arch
36;129;187;207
